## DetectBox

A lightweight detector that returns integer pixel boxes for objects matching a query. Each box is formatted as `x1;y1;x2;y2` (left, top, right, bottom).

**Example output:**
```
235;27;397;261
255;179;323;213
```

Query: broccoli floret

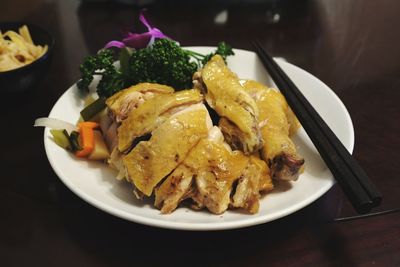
215;42;235;60
96;67;127;98
128;39;198;90
184;41;235;66
201;42;235;65
77;49;127;97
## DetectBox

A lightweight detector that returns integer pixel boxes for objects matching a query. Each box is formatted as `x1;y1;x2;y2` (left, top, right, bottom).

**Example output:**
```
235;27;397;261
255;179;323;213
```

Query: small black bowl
0;22;55;93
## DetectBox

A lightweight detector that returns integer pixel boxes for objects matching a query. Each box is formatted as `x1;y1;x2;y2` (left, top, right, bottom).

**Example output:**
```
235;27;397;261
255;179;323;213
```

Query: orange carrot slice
75;122;100;157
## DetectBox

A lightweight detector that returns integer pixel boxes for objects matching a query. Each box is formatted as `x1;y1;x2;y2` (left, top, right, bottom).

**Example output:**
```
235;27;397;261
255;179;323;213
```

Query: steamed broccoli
77;49;127;97
78;39;235;97
127;39;198;90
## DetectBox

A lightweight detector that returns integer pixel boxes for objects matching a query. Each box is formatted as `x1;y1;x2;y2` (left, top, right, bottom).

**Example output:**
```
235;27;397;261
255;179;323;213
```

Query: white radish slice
34;117;77;133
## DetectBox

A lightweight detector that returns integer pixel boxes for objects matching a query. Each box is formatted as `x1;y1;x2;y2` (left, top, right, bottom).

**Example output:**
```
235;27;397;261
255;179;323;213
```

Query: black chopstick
252;40;382;214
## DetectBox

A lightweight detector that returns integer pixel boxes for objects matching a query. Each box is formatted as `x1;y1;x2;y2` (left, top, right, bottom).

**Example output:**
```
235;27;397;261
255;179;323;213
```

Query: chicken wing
242;80;304;181
194;55;263;154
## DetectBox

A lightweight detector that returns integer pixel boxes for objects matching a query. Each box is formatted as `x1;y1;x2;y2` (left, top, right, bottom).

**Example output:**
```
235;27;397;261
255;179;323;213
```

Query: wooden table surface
1;0;399;266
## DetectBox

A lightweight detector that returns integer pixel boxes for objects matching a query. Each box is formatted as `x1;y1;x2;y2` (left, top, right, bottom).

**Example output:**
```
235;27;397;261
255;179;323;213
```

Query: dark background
1;0;399;266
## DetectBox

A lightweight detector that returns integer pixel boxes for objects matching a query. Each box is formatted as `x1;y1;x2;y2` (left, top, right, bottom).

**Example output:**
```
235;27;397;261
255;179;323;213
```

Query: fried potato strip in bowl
0;25;48;72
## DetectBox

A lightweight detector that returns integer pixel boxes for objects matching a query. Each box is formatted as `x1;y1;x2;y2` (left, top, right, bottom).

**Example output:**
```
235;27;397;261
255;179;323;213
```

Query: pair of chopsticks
252;40;381;214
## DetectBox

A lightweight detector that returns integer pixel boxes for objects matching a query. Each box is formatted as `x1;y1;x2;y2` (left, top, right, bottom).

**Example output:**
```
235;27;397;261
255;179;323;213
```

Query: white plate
44;47;354;231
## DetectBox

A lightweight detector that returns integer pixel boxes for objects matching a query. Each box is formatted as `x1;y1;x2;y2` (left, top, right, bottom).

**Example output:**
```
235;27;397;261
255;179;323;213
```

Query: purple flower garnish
104;11;169;49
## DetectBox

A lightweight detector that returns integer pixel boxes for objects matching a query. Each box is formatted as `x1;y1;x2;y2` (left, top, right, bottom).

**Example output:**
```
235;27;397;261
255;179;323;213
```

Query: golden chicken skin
242;79;304;181
193;55;263;155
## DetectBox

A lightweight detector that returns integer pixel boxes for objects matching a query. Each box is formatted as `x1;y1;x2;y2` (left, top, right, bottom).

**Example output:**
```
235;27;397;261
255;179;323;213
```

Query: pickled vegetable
50;129;71;149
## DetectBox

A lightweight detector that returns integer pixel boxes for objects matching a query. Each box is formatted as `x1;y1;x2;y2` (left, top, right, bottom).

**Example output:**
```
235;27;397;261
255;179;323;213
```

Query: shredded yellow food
0;25;48;72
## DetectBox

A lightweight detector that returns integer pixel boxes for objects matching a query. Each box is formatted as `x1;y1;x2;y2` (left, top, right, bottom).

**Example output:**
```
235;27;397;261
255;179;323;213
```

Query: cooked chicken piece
108;147;127;180
154;164;194;214
106;83;174;122
241;79;301;137
184;131;249;214
103;83;176;174
194;55;263;154
241;80;304;181
123;103;211;196
154;125;274;214
231;156;273;213
218;117;250;152
100;62;301;214
195;171;233;214
154;126;224;214
106;122;120;150
102;82;174;156
252;155;275;192
118;89;203;152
